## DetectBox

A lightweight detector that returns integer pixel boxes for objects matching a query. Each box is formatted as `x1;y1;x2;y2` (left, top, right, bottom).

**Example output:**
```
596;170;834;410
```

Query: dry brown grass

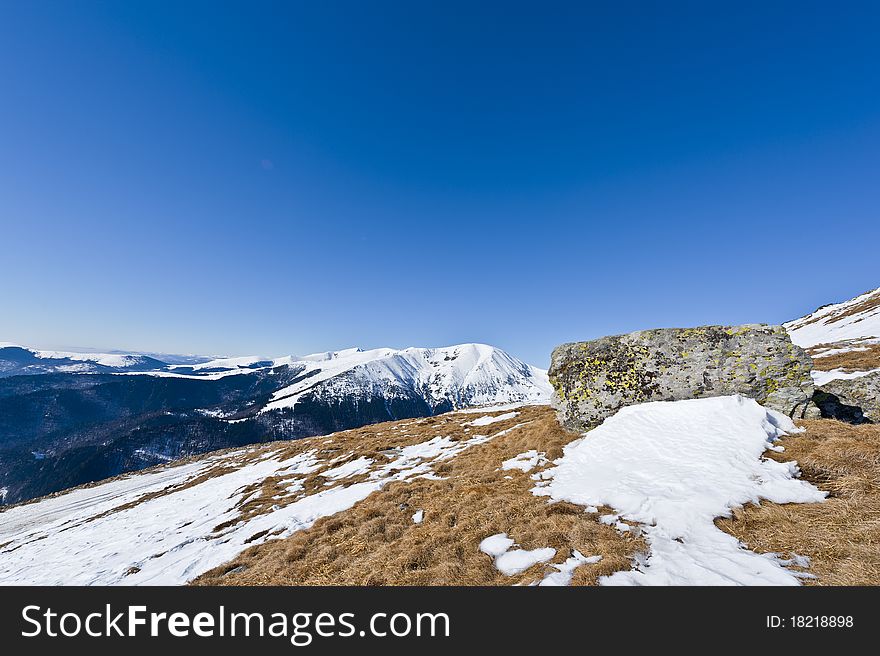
193;406;880;586
807;342;880;373
717;418;880;585
192;405;645;586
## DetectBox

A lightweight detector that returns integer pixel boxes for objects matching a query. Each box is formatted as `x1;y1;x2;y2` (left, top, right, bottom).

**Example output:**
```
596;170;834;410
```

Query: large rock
550;324;816;432
813;372;880;424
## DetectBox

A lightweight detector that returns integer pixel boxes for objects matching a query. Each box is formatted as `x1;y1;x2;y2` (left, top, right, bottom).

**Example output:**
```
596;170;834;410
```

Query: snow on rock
479;532;556;576
534;395;827;585
467;411;519;427
0;344;171;377
785;287;880;348
501;450;548;473
538;551;602;586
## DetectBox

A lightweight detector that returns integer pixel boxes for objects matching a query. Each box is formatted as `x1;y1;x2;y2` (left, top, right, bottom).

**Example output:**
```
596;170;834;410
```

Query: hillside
3;398;876;586
785;287;880;385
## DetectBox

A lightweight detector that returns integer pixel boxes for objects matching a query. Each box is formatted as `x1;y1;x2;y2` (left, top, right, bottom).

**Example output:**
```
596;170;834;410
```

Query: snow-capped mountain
261;344;550;414
0;342;549;411
0;341;549;504
161;343;551;422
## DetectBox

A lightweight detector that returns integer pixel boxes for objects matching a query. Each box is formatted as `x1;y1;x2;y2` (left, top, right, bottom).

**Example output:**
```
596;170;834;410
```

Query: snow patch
479;533;515;557
321;456;374;480
467;411;519;427
479;532;555;576
538;551;602;586
534;395;827;585
501;450;548;473
811;367;880;386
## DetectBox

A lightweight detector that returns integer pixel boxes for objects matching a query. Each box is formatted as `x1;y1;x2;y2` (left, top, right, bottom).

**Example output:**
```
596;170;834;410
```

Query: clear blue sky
1;2;879;366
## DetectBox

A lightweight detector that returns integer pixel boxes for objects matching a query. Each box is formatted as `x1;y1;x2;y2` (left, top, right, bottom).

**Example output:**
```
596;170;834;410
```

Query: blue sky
1;2;879;366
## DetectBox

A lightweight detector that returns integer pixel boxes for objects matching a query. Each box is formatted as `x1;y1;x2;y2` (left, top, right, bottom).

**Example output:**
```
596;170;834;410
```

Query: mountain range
0;343;549;504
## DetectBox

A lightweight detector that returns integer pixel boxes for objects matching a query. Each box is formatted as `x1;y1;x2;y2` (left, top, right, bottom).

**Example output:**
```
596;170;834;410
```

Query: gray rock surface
550;324;816;432
814;371;880;424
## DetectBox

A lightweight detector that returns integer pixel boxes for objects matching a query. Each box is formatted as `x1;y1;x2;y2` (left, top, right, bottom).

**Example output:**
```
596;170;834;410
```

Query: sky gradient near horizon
1;1;879;366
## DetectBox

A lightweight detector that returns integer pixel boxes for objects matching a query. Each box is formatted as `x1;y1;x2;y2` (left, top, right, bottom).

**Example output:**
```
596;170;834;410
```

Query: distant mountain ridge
0;344;172;377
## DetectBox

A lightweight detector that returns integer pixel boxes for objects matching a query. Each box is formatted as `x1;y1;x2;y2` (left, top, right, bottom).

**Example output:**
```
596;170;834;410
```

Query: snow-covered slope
0;413;510;585
785;287;880;348
784;287;880;384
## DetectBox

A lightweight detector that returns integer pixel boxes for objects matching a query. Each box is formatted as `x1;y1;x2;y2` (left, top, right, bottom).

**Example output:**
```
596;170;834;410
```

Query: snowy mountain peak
261;343;550;414
0;340;549;415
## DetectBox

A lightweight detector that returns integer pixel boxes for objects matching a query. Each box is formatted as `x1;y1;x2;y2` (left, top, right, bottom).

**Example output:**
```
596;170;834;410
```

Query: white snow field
0;418;511;586
533;395;827;585
785;287;880;348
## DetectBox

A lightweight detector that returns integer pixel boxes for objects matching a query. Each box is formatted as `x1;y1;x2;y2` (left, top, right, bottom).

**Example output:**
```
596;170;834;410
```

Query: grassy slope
193;405;644;586
807;342;880;373
193;406;880;586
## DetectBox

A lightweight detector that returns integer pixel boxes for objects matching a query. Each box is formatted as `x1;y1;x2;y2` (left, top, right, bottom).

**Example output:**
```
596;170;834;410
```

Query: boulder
549;324;816;432
813;371;880;424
